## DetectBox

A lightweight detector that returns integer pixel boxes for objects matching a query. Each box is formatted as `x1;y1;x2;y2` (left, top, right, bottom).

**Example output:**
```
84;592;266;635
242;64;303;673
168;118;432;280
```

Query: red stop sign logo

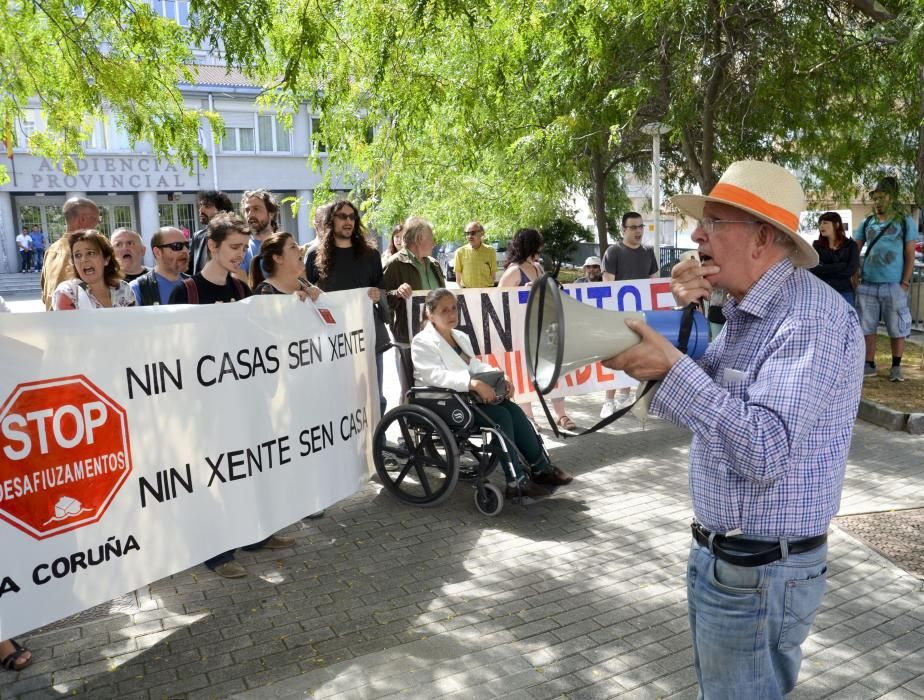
0;375;133;540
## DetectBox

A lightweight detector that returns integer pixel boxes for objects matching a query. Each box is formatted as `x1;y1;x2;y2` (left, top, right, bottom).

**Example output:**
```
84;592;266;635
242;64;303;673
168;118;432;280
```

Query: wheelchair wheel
373;405;459;507
474;483;504;516
457;434;501;481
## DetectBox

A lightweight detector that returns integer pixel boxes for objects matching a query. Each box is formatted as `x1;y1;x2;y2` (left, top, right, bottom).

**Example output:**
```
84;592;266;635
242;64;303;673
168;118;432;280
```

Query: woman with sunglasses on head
51;230;135;310
811;211;859;307
250;231;321;301
497;228;577;432
129;226;191;306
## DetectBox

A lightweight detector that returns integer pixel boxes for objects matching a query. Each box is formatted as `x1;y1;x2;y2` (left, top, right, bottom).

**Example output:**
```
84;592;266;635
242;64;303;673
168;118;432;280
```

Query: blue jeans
687;539;828;699
840;290;855;308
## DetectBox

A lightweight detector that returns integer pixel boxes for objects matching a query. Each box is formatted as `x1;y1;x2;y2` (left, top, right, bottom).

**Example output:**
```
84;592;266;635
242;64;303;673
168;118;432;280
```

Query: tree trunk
590;142;609;257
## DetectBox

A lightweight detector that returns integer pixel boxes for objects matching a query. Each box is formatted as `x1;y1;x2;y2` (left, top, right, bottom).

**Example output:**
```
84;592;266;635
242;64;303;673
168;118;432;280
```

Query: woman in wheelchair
412;288;573;500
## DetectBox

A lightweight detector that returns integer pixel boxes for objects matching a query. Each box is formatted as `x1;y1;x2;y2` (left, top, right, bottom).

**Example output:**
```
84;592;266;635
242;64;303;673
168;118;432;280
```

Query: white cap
583;256;602;267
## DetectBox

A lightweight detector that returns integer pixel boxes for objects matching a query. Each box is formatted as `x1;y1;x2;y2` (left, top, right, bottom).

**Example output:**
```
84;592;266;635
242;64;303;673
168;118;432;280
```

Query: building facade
0;63;345;272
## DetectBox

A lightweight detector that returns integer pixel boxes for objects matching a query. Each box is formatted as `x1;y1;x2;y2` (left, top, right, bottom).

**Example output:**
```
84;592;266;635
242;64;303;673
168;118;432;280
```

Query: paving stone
0;407;921;699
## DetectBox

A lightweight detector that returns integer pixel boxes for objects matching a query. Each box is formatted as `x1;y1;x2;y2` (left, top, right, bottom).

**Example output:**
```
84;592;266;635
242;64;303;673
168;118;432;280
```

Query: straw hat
671;160;817;268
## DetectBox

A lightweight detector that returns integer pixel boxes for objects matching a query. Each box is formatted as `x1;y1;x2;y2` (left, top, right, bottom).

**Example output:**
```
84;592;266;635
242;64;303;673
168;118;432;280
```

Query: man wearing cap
853;176;917;382
453;221;497;288
603;160;863;698
574;256;603;283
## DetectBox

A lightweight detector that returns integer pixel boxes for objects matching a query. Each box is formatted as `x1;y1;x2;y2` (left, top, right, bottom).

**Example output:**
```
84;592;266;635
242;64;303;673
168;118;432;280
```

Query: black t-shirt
254;278;311;295
167;273;252;304
305;245;390;351
305;246;383;291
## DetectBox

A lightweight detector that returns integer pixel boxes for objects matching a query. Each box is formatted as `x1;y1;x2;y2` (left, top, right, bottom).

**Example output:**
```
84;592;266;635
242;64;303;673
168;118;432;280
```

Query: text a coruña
125;329;366;400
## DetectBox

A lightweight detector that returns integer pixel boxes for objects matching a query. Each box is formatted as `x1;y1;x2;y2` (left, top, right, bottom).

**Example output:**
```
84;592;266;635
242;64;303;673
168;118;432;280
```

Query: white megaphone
524;275;709;395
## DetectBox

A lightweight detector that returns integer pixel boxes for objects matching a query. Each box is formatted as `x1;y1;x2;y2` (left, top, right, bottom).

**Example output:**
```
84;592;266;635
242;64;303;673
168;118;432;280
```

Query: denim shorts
856;282;912;337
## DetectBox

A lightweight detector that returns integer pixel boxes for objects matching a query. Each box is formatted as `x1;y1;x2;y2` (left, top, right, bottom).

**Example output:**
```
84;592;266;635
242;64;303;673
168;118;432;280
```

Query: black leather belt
691;522;827;568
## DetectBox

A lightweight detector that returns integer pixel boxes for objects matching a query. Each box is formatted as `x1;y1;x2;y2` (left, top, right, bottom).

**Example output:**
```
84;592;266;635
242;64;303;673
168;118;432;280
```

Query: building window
311;117;326;154
159;202;196;236
84;120;109;151
15;111;37;149
151;0;190;25
221;113;257;153
257;115;291;153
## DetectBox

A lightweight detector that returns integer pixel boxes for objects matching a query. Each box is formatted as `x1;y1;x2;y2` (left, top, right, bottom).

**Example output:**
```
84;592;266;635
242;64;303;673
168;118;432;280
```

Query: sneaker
505;480;551;500
213;561;248;578
600;400;615;419
889;366;905;382
864;364;877;377
532;466;574;486
261;535;296;549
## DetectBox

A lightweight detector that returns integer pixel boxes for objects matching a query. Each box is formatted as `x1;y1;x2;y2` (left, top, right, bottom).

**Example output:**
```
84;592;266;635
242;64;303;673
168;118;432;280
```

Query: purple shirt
651;259;864;538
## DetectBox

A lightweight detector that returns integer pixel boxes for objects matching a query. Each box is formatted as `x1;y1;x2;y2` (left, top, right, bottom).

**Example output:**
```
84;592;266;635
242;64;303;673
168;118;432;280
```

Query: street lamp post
640;121;671;256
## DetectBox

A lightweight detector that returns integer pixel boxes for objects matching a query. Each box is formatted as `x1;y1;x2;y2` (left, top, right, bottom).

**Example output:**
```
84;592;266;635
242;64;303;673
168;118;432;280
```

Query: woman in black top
168;213;253;304
250;232;321;301
811;211;859;307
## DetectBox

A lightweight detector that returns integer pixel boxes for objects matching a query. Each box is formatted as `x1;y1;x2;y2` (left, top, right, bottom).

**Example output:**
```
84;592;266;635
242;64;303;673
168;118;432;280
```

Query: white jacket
411;323;496;392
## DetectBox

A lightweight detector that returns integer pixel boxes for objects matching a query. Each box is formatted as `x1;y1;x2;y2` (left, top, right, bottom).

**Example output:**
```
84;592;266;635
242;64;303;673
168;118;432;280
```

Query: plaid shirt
651;259;864;538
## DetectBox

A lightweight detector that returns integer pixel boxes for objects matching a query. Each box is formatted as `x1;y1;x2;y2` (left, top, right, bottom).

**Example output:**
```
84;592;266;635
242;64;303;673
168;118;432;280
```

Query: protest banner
406;278;675;399
0;291;376;639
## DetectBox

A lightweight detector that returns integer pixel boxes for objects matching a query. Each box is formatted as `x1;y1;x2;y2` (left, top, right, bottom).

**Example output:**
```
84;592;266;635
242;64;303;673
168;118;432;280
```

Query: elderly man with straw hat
603;160;864;698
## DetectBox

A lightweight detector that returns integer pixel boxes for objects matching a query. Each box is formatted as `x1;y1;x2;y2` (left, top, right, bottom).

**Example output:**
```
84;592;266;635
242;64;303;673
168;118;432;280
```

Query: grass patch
861;334;924;414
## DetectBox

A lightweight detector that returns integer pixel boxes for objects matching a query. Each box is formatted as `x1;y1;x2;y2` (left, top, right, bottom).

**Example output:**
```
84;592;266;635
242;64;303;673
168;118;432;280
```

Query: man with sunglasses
453;220;497;288
130;227;190;306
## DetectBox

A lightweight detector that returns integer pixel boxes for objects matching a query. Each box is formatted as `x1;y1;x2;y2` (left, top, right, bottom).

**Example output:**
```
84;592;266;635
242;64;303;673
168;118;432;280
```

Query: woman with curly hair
498;228;577;432
51;230;135;310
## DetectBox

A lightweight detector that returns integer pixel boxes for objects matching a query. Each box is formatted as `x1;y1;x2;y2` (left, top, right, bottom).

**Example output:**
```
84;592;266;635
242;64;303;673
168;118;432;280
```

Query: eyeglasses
155;241;190;251
465;230;482;237
334;213;356;221
624;224;645;231
699;217;763;234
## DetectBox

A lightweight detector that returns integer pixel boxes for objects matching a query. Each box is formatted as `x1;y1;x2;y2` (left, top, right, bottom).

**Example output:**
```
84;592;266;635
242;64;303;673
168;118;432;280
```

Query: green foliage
0;0;227;183
539;216;593;276
6;0;924;228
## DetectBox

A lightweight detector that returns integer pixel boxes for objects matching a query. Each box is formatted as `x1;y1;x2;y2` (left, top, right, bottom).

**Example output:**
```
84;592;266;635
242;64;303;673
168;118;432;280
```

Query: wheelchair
372;375;552;516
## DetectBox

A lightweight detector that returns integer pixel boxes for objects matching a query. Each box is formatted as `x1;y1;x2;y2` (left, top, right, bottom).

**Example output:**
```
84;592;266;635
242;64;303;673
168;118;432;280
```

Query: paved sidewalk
1;392;922;700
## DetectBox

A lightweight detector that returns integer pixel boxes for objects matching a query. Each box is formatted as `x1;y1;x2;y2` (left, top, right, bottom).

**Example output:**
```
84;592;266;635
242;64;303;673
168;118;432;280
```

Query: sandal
556;415;577;432
1;639;32;672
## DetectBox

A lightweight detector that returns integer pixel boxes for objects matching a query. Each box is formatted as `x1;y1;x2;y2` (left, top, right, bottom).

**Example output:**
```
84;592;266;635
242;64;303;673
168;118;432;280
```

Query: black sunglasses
155;241;190;251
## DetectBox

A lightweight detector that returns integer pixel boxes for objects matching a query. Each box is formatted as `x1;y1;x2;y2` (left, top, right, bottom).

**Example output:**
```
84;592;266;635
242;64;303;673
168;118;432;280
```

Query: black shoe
532;466;573;486
505;479;551;500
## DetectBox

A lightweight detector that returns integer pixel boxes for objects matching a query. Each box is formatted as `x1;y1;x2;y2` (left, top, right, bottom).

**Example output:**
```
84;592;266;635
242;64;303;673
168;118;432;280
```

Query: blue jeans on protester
687;539;828;699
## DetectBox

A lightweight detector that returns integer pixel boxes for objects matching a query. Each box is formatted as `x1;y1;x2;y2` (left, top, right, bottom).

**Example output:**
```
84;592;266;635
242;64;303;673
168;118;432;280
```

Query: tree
539;217;593;277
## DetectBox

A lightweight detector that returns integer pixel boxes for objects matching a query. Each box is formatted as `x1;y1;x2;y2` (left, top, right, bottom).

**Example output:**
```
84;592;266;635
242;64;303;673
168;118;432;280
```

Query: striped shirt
651;259;864;538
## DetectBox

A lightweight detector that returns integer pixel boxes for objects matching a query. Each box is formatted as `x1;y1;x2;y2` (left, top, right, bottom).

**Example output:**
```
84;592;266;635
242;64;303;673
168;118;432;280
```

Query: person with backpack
129;227;190;306
168;212;295;578
853;177;917;382
168;213;253;306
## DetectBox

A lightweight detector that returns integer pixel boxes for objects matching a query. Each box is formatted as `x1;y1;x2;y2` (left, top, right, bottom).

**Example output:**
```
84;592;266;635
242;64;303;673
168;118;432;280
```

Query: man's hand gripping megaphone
602;251;720;382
